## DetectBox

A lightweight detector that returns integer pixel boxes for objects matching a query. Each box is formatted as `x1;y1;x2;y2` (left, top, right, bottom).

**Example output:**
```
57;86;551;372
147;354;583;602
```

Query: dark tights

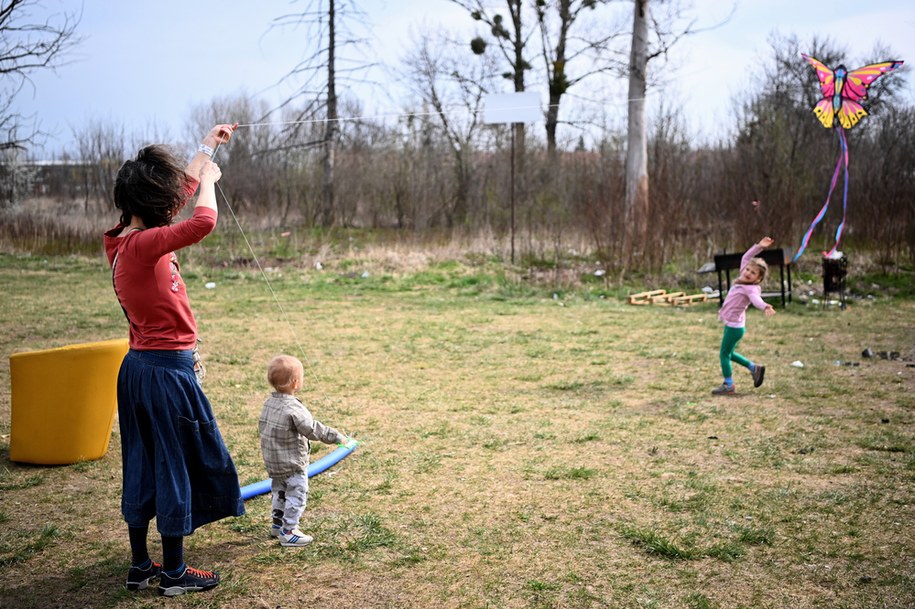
128;526;184;572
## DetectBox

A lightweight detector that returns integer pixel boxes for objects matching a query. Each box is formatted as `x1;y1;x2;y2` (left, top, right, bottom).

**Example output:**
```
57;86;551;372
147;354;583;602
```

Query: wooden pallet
672;293;708;306
628;289;708;307
627;289;666;305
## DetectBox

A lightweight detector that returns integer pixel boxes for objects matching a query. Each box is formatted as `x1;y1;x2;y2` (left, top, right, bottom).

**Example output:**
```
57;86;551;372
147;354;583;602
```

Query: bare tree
401;29;500;227
267;0;373;227
322;0;338;227
73;120;126;213
534;0;628;159
623;0;734;264
0;147;36;208
453;0;627;158
454;0;534;164
624;0;649;258
1;0;82;151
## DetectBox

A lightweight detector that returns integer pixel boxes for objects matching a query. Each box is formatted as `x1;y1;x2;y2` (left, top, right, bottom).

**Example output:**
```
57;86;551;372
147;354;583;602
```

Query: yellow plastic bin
9;338;128;465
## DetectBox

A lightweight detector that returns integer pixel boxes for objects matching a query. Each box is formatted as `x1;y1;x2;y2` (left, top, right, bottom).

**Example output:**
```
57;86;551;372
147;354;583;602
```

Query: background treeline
1;35;912;274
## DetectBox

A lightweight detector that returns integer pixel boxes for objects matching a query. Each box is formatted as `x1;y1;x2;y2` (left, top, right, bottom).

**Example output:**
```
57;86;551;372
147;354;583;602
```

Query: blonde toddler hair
267;354;304;392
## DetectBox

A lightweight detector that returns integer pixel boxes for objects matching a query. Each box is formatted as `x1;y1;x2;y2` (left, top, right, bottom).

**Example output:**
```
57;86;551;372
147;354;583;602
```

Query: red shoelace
185;566;216;578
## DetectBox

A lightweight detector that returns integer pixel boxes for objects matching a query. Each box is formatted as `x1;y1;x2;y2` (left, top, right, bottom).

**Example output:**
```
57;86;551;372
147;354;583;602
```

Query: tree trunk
544;0;571;161
624;0;650;257
508;0;527;166
320;0;338;227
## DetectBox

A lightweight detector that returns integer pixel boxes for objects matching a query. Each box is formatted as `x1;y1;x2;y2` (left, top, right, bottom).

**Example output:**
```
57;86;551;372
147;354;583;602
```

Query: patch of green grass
619;525;696;560
0;472;44;492
829;464;857;474
346;513;397;552
412;452;442;474
307;512;400;562
418;423;454;439
227;513;265;536
702;541;745;561
526;578;562;609
543;379;611;396
70;461;93;473
574;432;601;443
250;551;285;566
545;380;586;391
734;524;775;546
482;438;507;450
685;592;718;609
849;270;915;299
609;374;635;386
526;579;560;591
662;401;709;423
856;433;910;453
0;524;60;567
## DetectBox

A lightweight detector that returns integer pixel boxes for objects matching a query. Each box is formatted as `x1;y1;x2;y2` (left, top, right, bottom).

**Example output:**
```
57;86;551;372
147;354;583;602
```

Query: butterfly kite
792;54;904;261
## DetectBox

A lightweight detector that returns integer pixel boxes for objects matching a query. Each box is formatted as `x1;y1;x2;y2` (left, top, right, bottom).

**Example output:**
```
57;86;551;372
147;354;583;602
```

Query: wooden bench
713;248;792;308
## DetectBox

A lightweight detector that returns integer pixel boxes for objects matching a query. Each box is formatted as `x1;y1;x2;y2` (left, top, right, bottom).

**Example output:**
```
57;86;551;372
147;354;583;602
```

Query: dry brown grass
0;252;913;609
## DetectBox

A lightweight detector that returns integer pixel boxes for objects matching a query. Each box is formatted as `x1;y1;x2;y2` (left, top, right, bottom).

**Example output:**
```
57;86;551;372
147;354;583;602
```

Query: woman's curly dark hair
114;145;192;228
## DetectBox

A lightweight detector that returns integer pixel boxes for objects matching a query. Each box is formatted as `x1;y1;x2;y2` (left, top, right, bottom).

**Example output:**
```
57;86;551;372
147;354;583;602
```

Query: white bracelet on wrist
197;143;214;157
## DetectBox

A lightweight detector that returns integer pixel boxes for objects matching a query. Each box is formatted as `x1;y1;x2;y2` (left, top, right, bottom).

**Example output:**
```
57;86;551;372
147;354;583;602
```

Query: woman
103;123;244;597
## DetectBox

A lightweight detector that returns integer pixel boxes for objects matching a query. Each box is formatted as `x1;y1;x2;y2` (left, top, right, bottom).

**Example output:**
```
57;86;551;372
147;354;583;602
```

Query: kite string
233;103;548;129
210;141;327;392
230;96;647;130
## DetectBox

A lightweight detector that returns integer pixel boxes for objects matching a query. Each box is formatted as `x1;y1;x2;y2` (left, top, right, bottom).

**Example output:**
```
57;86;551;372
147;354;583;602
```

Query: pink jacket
718;244;770;328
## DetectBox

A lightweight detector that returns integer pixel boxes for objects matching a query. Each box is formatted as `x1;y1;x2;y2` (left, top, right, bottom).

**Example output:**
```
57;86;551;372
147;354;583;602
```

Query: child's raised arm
758;236;774;249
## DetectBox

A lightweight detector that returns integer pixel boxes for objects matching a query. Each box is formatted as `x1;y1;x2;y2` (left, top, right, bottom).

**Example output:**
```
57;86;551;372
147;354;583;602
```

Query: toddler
259;355;347;546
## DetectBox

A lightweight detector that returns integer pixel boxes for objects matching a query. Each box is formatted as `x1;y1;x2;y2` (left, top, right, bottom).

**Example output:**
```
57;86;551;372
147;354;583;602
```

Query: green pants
719;325;751;378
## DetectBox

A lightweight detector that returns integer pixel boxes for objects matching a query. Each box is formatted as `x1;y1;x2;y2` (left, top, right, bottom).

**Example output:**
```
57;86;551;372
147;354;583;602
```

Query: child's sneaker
752;365;766;388
279;527;313;547
157;565;219;597
126;560;161;591
711;383;735;396
270;524;282;538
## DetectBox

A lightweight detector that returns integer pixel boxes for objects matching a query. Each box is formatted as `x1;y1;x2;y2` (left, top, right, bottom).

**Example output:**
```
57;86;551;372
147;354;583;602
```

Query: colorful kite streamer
792;54;903;261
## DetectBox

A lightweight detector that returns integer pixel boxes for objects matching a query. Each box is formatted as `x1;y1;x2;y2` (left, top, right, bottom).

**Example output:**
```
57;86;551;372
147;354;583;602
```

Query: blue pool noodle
240;439;359;500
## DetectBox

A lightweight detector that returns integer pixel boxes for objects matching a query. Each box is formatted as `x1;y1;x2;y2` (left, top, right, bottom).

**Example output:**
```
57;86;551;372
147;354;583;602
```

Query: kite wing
843;60;904;102
812;98;835;129
802;54;837;98
837;99;868;130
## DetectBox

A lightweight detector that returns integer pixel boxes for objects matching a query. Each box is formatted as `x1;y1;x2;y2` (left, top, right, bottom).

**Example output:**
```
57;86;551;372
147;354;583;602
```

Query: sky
11;0;915;159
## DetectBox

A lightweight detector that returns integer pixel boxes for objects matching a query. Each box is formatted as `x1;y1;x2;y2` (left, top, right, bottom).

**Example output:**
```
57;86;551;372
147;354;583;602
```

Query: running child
712;236;777;395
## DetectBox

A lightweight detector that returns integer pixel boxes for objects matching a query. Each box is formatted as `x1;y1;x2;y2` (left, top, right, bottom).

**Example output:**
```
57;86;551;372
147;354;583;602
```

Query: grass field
0;251;913;609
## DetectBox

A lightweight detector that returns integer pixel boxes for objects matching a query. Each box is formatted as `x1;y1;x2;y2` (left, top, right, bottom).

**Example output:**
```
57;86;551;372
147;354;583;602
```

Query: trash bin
9;338;128;465
822;254;848;309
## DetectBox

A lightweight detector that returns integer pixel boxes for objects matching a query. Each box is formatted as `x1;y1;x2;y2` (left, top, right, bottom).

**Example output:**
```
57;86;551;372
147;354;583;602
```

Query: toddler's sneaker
271;524;282;538
711;383;735;396
126;560;160;591
157;564;220;597
279;527;314;547
752;365;766;388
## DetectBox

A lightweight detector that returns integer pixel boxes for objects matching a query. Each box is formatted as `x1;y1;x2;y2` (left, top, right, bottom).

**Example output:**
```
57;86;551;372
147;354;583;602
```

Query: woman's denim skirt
117;349;244;536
